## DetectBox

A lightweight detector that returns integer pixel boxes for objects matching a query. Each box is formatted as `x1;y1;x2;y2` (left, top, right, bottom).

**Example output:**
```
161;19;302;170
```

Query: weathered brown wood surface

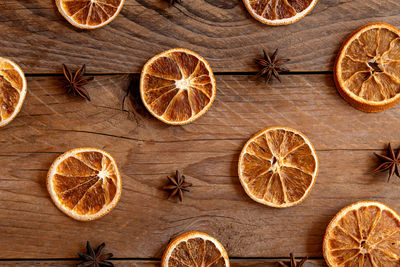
2;0;400;266
1;0;400;73
1;75;400;265
0;259;325;266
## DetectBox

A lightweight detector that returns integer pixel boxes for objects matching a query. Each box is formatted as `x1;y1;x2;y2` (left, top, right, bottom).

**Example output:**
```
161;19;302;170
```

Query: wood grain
0;259;326;267
1;0;400;73
0;74;399;259
0;261;152;267
4;74;400;152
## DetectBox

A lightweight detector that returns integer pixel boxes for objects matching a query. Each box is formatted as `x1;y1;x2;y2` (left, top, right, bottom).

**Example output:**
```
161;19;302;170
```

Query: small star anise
278;253;308;267
374;143;400;182
256;48;289;83
77;241;114;267
166;0;182;6
62;64;94;101
163;170;192;202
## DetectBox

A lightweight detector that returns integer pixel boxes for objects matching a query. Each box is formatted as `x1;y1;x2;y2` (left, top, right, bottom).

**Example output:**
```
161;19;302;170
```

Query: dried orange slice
161;231;230;267
55;0;125;29
0;57;27;128
323;201;400;267
47;148;122;221
335;23;400;112
238;127;318;208
140;48;216;125
242;0;318;26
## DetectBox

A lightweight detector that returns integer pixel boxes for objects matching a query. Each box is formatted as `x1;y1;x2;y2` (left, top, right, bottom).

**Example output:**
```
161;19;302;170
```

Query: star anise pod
166;0;182;6
256;48;289;83
77;241;114;267
374;143;400;182
163;170;192;202
278;253;308;267
62;64;94;101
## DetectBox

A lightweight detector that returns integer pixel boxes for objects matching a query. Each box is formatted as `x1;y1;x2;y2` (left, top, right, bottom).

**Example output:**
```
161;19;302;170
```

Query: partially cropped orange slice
242;0;318;26
323;201;400;267
161;231;230;267
238;127;318;208
335;23;400;112
47;148;122;221
55;0;125;29
140;48;216;125
0;57;27;128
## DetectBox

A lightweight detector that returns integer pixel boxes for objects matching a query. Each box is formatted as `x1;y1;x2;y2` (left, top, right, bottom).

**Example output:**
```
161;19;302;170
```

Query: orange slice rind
0;57;27;128
47;147;122;221
335;22;400;112
161;231;230;267
323;201;400;267
55;0;125;29
140;48;216;125
242;0;318;26
238;126;318;208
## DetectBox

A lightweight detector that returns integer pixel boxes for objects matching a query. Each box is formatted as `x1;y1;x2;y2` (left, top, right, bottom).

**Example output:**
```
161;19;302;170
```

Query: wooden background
1;0;400;266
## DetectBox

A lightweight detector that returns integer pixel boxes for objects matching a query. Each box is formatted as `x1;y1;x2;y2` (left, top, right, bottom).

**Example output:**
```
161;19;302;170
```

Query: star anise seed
256;48;289;84
62;64;94;101
278;253;308;267
374;143;400;182
77;241;114;267
163;170;192;202
166;0;182;6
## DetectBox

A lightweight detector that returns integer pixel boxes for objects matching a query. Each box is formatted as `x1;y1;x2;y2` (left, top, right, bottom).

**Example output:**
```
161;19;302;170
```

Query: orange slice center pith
50;150;119;216
59;0;123;27
239;128;318;207
324;202;400;267
337;24;400;103
141;49;215;124
0;60;24;124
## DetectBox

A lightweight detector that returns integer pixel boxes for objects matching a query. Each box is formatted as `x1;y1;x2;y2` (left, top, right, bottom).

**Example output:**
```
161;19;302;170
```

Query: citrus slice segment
161;231;230;267
55;0;125;29
0;57;27;128
242;0;318;26
140;48;216;125
47;148;122;221
335;23;400;112
323;201;400;267
238;127;318;208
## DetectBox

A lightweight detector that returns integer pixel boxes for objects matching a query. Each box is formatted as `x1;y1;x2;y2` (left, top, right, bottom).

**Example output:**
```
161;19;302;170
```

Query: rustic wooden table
1;0;400;266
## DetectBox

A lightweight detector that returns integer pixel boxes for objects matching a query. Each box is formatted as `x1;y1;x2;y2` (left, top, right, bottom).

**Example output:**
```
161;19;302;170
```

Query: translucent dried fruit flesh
239;127;318;207
163;233;229;267
50;150;119;216
243;0;317;25
58;0;123;27
141;49;216;124
324;202;400;267
336;24;400;107
0;60;24;125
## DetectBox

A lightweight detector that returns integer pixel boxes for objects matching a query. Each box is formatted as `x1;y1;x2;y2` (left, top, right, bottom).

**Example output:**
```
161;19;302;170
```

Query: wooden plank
1;74;400;259
0;259;326;267
3;74;400;151
1;0;400;73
